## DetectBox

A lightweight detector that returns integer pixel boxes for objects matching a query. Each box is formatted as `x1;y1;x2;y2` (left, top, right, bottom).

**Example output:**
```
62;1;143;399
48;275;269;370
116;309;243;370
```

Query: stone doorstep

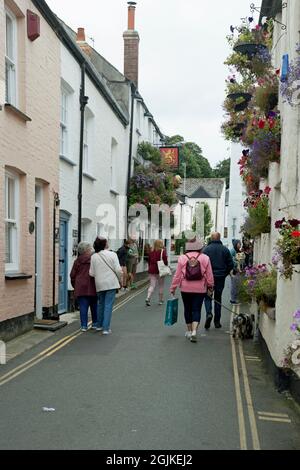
2;278;149;365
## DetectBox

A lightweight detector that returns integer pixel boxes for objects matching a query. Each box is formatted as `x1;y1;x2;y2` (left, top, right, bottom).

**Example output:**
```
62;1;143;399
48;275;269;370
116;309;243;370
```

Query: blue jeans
204;276;226;324
97;290;117;332
78;296;98;329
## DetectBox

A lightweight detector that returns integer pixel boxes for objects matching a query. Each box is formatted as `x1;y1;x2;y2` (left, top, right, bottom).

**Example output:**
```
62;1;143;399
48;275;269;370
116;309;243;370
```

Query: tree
165;135;213;179
213;158;231;188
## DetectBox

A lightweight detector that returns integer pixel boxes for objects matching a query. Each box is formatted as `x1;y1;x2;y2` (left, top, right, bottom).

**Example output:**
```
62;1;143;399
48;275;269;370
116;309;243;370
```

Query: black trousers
204;276;226;323
181;292;206;325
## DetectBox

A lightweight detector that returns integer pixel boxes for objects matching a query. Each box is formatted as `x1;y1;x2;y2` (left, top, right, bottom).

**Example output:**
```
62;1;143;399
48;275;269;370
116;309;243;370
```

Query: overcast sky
46;0;258;167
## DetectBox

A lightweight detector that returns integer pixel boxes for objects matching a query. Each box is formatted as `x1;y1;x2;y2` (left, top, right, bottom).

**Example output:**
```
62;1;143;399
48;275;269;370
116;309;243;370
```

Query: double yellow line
230;305;261;450
0;286;147;388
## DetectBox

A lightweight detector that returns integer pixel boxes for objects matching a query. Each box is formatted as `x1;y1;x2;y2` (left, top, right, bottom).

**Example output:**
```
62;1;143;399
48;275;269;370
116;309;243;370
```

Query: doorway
58;212;69;314
35;185;43;319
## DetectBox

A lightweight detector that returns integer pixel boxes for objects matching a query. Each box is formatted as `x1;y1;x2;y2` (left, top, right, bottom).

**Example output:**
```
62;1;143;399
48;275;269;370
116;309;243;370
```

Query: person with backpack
170;240;214;343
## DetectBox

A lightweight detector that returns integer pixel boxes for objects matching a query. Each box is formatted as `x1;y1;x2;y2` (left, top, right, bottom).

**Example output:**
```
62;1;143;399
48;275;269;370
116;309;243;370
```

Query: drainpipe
126;82;136;224
77;62;89;246
52;192;60;320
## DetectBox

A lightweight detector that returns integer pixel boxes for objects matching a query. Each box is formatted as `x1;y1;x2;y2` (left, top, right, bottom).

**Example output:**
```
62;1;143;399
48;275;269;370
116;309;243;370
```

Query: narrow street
0;281;299;450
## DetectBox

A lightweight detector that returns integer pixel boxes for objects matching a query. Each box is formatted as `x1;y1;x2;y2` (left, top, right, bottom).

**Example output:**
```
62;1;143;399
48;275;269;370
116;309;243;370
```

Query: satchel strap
98;253;120;285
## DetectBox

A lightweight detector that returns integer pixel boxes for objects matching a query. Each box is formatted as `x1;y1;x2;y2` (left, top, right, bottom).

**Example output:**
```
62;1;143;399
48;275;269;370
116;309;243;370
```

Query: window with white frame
60;88;68;157
5;171;19;272
83;117;88;173
83;109;94;174
110;138;118;192
5;8;17;106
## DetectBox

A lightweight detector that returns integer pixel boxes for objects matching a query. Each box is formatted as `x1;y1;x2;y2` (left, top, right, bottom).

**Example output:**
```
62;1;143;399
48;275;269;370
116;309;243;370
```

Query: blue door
58;214;69;314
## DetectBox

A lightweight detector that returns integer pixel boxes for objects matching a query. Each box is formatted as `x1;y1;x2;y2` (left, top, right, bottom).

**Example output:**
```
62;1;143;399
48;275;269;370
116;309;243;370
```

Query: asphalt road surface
0;280;300;450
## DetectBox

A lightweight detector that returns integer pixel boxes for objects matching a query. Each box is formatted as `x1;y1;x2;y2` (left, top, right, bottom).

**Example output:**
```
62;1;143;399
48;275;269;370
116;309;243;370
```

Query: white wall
60;44;130;289
228;142;247;245
254;1;300;374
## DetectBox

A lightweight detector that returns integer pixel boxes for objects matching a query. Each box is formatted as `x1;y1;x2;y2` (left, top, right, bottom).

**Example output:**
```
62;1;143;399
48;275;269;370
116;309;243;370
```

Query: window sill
110;189;119;196
83;172;97;182
5;104;32;122
60;155;77;167
5;273;33;281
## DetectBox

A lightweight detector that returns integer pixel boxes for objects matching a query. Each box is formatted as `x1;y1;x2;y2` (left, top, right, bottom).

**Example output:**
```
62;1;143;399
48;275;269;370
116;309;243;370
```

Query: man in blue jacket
203;232;234;329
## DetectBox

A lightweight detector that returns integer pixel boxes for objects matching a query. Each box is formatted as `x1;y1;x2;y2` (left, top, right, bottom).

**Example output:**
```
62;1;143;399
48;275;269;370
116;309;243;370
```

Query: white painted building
176;179;227;240
228;143;247;247
252;0;300;389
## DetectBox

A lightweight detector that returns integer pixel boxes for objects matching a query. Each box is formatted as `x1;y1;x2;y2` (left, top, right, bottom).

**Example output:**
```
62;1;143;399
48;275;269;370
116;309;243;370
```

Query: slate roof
177;179;226;199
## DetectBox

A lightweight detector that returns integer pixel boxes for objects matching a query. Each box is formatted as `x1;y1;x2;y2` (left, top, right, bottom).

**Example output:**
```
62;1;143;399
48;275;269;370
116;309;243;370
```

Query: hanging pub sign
160;147;180;169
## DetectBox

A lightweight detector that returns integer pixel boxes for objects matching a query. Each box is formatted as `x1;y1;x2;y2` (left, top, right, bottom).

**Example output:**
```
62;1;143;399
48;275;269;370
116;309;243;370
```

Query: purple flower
291;323;298;332
293;310;300;319
248;17;254;23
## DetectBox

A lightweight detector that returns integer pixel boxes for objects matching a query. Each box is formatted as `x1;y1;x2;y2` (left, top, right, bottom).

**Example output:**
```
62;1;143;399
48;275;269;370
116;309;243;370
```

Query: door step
34;320;68;332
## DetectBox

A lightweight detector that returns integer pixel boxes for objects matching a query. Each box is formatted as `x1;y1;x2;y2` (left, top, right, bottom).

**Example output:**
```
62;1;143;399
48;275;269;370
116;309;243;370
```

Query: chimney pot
127;2;137;30
77;27;86;42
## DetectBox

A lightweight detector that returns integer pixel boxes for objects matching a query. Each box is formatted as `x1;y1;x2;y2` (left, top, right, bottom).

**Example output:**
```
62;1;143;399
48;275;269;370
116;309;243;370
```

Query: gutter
259;0;283;23
32;0;129;127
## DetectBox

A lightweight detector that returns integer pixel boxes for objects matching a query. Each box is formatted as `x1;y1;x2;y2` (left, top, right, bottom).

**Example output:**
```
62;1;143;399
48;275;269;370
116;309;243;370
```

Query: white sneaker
190;332;197;343
185;331;192;339
96;327;103;332
102;330;112;336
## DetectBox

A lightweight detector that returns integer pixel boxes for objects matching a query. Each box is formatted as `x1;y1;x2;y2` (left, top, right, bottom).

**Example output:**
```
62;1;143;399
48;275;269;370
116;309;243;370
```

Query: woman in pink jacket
170;240;214;343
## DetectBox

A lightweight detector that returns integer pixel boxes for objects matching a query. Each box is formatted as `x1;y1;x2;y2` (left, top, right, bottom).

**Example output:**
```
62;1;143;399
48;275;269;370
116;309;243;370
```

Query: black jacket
203;241;234;278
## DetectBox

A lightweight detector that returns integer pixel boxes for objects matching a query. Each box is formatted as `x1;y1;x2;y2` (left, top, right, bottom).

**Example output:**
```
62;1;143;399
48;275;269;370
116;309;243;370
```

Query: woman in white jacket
90;237;123;335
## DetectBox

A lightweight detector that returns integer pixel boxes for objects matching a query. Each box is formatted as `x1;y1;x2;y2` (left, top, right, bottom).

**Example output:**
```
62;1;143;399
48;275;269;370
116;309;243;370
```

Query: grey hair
78;241;92;255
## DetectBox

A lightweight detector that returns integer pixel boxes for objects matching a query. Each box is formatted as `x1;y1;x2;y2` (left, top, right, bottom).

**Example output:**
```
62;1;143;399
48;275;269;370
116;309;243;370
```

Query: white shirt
89;250;123;292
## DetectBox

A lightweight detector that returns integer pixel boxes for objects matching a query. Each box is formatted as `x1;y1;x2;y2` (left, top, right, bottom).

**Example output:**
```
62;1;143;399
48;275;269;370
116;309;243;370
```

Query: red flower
276;69;280;75
291;231;300;238
264;186;272;195
258;119;266;129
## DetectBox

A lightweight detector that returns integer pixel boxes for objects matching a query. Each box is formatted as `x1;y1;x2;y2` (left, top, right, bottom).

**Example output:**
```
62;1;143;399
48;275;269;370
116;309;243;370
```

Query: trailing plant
241;187;271;238
137;142;162;166
273;218;300;280
254;71;280;114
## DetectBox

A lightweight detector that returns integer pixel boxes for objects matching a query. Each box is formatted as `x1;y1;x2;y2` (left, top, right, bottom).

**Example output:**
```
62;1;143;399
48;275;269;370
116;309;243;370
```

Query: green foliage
175;232;187;255
213;158;230;188
137;142;162;166
164;136;213;179
242;197;271;238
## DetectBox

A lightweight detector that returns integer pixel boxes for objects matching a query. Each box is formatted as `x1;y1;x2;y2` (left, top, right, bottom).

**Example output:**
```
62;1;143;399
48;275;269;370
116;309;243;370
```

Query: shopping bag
157;250;172;278
164;297;179;326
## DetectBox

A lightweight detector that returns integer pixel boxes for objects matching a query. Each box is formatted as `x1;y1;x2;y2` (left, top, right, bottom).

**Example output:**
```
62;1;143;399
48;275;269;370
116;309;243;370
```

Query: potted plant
225;19;273;79
273;218;300;279
242;187;271;238
255;269;277;319
225;76;253;112
254;72;280;114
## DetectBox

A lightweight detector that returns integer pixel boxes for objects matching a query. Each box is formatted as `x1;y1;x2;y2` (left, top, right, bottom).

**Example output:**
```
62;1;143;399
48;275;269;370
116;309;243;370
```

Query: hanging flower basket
233;43;268;59
227;92;253;112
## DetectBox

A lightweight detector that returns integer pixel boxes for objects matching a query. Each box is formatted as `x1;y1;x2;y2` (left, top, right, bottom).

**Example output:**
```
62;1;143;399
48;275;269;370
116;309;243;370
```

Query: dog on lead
232;313;253;340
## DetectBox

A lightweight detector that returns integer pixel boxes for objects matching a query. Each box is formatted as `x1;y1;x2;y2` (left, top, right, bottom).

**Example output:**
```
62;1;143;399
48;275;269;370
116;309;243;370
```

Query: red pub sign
160;147;180;169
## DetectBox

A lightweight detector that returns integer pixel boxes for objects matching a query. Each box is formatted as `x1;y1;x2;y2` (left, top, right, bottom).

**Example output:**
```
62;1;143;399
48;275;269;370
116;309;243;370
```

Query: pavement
0;277;300;450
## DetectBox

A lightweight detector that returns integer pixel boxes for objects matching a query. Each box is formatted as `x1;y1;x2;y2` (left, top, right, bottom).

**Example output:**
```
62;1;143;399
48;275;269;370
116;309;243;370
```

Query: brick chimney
123;2;140;88
76;27;92;57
